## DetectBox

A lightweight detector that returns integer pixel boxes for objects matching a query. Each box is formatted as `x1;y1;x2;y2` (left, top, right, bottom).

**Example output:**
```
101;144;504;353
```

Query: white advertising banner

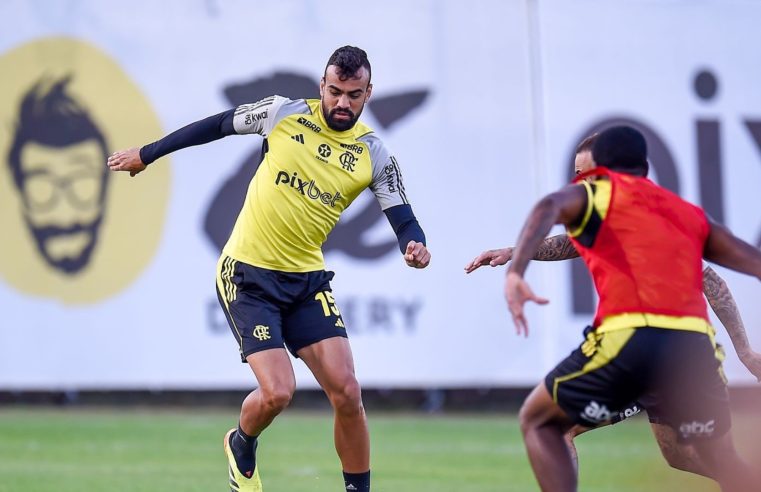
0;0;758;389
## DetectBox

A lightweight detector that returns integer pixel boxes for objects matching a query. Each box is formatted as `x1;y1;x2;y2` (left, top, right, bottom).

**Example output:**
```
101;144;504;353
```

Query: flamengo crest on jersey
224;96;409;272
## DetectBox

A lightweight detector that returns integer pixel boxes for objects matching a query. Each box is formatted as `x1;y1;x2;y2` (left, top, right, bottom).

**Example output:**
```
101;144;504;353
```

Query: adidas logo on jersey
291;133;304;144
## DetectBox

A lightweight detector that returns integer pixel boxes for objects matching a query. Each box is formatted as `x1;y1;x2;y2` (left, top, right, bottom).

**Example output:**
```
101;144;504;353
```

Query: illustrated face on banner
0;37;171;303
8;77;110;274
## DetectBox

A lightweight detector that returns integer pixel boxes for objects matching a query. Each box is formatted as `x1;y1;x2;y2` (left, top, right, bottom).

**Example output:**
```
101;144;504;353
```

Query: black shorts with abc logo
545;325;731;442
215;255;348;361
609;342;727;426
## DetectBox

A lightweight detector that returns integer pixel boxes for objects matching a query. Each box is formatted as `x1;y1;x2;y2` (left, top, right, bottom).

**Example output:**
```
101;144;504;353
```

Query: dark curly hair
7;75;109;189
324;46;371;84
592;125;649;176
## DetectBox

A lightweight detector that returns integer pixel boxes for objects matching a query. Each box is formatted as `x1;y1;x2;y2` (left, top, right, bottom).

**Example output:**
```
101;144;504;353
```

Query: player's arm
107;110;235;176
465;234;579;273
107;96;286;176
535;234;579;261
384;204;430;268
702;266;761;381
505;184;588;335
366;139;430;269
703;219;761;280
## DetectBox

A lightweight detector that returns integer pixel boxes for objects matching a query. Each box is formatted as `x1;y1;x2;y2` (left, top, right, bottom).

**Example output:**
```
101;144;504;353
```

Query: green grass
1;408;756;491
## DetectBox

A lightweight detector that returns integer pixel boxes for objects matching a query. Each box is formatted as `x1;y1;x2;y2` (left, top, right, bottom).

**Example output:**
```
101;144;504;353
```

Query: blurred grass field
1;407;758;492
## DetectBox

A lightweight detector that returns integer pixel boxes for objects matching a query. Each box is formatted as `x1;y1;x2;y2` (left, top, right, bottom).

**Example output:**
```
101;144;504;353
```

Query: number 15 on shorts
315;291;346;328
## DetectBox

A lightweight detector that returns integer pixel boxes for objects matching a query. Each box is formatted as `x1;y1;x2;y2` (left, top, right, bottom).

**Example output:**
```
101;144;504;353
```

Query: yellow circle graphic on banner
0;37;170;304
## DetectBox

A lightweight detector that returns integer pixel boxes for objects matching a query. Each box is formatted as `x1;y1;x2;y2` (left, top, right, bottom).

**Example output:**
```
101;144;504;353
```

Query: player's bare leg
519;383;581;492
650;423;712;478
224;348;296;490
691;431;757;492
564;425;587;475
242;348;297;435
298;337;370;481
567;415;713;481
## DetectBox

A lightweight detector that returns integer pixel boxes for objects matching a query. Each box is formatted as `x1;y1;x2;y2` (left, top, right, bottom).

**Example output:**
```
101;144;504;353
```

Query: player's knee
565;427;577;441
660;447;693;473
664;454;691;473
691;437;748;481
518;384;556;435
261;386;294;414
327;377;363;416
518;401;539;435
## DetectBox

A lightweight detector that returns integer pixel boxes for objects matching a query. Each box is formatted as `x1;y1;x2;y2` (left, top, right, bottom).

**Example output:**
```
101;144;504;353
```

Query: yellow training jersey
223;96;410;272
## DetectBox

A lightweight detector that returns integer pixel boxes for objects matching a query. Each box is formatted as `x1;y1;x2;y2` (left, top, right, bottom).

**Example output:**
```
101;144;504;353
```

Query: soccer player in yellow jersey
108;46;430;492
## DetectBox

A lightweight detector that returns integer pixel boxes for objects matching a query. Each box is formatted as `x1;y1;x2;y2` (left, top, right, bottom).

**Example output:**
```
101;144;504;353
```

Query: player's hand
464;247;514;273
107;147;147;177
505;271;549;337
404;241;431;269
739;350;761;382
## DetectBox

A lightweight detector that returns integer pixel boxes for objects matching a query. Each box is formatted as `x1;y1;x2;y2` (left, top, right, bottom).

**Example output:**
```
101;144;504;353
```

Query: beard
323;102;363;132
25;214;104;275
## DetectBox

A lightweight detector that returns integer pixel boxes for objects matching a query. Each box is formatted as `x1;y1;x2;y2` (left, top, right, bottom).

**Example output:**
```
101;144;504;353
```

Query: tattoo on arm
509;186;587;276
702;266;750;357
534;234;579;261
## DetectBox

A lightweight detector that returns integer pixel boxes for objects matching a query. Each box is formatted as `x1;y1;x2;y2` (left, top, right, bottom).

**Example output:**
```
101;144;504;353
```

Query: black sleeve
139;109;236;164
384;204;426;253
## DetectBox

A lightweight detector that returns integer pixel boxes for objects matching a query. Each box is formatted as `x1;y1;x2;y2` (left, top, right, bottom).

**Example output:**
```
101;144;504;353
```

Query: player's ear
365;83;373;102
319;77;325;97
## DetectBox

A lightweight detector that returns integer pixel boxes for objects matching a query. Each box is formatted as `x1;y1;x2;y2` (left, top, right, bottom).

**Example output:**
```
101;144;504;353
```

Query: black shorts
609;401;644;425
545;325;731;442
609;343;727;426
215;255;348;361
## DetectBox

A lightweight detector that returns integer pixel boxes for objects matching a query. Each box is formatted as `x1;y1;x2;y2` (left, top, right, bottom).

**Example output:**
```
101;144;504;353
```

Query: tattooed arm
703;265;761;382
506;185;587;335
464;234;579;273
535;234;580;261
